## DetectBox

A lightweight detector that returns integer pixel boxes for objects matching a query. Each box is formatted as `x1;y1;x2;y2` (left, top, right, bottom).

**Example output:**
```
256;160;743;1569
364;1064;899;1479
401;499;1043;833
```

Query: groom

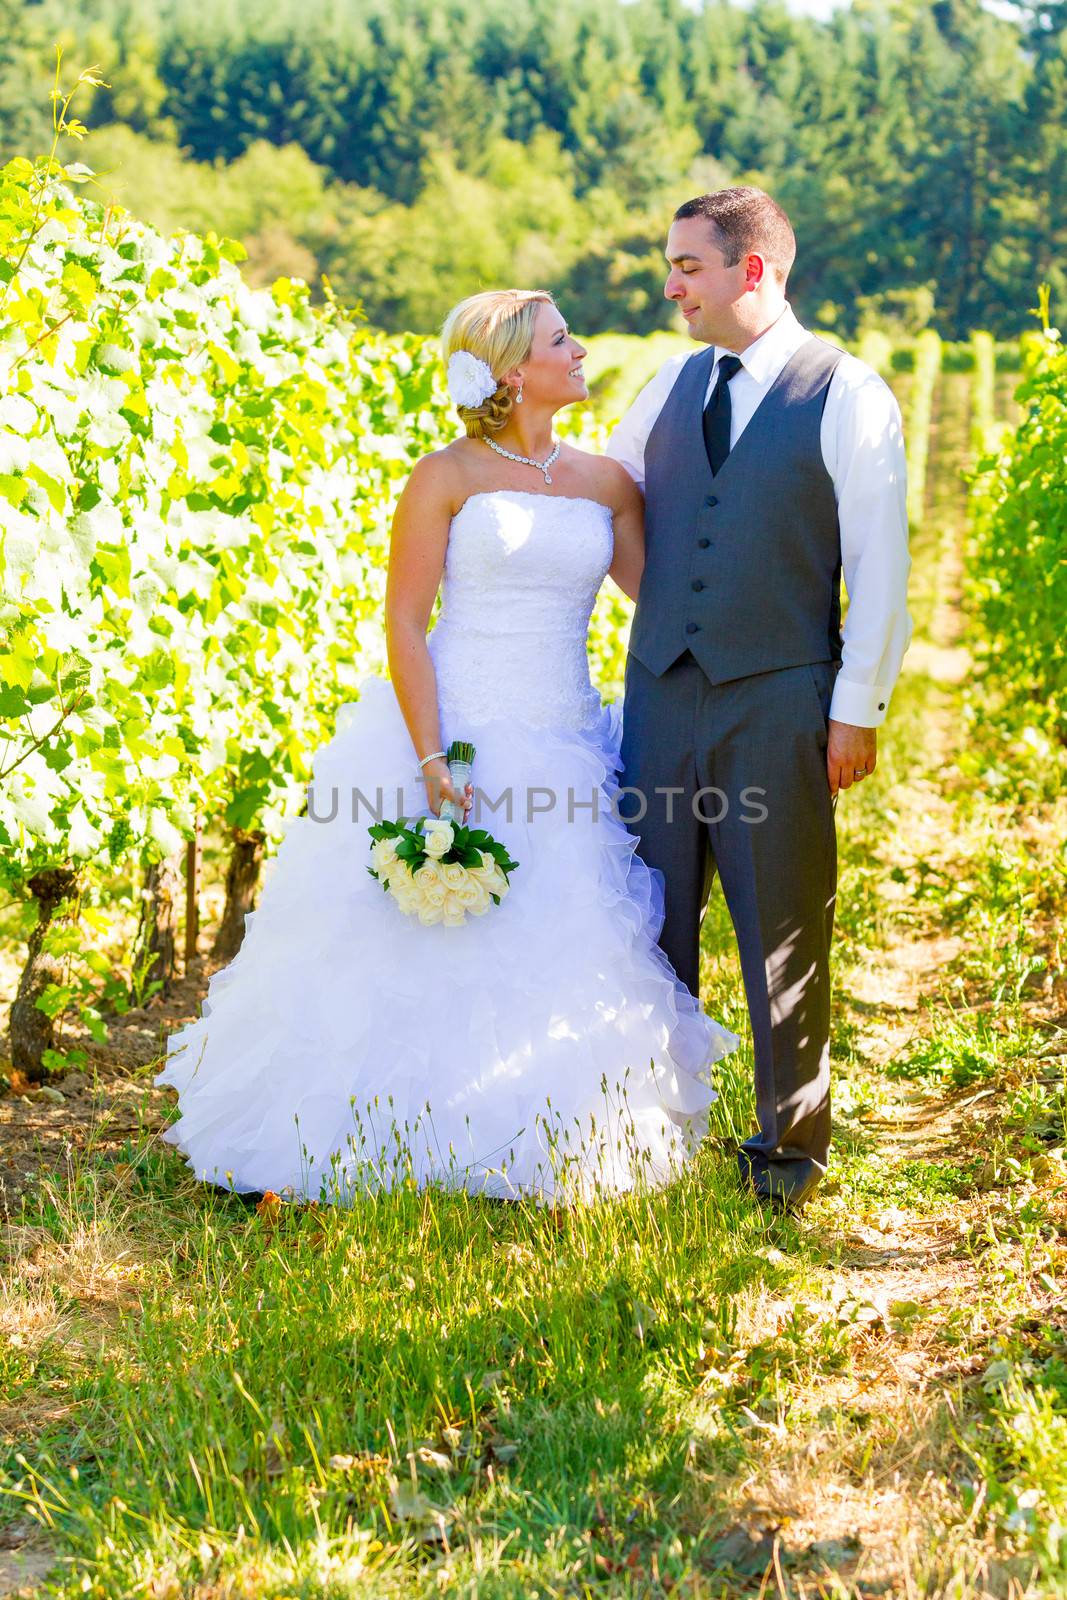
608;186;911;1213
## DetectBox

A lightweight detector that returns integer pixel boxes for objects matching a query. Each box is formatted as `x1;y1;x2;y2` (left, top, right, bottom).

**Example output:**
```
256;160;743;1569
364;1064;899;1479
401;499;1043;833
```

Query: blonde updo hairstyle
440;289;556;440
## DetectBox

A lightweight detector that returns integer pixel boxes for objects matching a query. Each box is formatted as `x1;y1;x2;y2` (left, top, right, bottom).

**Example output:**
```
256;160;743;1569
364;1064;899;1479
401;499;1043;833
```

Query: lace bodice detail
428;489;615;731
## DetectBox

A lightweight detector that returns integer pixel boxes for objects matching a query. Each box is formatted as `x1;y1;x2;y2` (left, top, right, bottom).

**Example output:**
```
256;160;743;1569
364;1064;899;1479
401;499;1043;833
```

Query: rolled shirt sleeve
824;361;913;728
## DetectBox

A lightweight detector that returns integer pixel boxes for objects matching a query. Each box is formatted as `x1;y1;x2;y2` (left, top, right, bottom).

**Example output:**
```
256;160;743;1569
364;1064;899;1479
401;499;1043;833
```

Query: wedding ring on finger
853;768;867;779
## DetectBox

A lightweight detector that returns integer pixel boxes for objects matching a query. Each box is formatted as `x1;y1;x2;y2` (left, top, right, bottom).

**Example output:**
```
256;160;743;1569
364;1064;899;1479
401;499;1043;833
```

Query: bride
155;288;738;1207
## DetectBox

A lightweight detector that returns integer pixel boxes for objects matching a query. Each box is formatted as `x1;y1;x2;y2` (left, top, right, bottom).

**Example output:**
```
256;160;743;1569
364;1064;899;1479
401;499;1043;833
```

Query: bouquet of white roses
367;740;518;926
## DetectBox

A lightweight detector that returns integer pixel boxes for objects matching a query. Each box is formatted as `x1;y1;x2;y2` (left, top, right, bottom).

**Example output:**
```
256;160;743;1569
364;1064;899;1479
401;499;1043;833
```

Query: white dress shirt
605;304;912;728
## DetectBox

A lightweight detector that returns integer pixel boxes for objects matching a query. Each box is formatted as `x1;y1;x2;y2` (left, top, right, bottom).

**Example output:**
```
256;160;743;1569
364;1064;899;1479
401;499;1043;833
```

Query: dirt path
0;959;224;1219
683;368;1065;1597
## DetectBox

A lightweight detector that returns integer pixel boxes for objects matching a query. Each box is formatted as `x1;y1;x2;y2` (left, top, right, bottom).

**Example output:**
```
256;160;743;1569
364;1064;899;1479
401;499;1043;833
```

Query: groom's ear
742;252;768;291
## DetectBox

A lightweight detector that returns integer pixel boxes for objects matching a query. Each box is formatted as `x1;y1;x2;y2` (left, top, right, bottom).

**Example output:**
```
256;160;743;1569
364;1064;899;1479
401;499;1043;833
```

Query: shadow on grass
1;1125;809;1596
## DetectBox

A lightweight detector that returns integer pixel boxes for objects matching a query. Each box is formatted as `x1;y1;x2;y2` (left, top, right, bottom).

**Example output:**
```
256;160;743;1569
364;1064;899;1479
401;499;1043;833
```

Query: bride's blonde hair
440;289;555;440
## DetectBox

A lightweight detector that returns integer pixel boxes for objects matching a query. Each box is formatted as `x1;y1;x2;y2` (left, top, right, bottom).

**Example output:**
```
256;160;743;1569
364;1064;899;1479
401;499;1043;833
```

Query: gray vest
630;334;846;684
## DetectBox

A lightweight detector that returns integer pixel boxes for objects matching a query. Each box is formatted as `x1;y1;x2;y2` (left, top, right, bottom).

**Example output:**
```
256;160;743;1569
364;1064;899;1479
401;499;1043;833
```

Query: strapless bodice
427;489;615;731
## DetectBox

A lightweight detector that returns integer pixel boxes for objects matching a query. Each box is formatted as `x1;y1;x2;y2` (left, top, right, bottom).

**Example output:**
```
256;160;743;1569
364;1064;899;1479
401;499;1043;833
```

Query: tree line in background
0;0;1064;338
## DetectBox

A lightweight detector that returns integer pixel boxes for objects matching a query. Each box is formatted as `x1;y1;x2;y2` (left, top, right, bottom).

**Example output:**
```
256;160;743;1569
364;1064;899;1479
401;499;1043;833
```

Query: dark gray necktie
702;353;743;475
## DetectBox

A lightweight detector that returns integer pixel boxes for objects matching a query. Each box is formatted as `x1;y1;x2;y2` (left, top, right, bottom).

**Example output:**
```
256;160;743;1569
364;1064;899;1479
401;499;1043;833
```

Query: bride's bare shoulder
562;445;641;512
401;439;481;512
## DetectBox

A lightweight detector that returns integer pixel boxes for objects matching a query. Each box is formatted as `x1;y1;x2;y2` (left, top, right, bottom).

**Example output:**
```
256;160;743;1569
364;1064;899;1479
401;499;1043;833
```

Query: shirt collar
712;303;808;386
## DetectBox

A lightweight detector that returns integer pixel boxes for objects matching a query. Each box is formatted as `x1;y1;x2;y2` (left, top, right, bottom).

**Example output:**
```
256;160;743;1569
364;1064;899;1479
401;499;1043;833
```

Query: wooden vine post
132;852;183;1003
9;866;81;1082
212;827;266;964
185;812;203;966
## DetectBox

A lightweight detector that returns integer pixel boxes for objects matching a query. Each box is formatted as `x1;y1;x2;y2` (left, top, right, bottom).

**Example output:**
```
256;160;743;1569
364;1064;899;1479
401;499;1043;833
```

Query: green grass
3;360;1067;1598
2;1135;826;1597
885;1007;1041;1086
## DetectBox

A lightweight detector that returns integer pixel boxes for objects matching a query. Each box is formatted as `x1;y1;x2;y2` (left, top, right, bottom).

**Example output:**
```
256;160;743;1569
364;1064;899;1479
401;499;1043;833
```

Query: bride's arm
385;453;471;817
603;460;645;604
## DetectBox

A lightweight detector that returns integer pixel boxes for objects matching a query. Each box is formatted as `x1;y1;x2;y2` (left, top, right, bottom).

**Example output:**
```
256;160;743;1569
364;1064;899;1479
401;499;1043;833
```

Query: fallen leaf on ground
255;1191;283;1226
389;1479;454;1545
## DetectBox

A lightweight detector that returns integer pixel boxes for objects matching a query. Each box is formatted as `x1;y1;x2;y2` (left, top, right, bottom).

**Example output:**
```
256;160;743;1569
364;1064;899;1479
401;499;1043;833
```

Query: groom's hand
827;721;877;797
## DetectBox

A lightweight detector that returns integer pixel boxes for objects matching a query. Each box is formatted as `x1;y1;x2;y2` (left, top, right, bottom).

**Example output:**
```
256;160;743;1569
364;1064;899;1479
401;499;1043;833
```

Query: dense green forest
1;0;1064;337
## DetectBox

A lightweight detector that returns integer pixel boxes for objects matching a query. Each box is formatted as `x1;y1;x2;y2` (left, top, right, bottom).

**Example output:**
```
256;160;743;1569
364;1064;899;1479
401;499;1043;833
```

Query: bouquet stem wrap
437;739;475;824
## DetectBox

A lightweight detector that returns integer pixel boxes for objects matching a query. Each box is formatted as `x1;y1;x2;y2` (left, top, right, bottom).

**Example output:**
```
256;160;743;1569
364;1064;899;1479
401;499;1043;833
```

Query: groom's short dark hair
674;187;796;284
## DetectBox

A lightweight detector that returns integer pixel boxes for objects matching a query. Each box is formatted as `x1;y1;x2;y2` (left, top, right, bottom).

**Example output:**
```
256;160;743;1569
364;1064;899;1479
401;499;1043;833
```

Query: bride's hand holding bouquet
420;756;473;824
367;740;518;927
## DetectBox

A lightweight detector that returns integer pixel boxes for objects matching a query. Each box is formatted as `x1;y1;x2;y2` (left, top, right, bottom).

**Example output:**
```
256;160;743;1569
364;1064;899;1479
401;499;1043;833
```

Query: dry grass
1;369;1064;1599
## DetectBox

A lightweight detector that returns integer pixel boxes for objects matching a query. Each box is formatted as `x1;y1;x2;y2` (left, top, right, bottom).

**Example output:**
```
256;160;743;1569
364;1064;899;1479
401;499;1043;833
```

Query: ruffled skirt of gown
155;676;739;1206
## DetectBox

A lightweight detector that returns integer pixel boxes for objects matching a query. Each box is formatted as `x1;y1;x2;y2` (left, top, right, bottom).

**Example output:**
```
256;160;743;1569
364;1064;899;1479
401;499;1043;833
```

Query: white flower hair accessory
447;350;498;408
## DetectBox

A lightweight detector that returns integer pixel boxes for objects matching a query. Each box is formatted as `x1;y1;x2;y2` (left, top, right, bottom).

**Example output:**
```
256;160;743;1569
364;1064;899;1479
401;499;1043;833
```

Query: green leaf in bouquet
485;841;519;876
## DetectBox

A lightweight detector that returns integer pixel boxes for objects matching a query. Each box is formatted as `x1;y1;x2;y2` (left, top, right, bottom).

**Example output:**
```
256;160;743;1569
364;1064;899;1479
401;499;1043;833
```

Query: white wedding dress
155;489;738;1206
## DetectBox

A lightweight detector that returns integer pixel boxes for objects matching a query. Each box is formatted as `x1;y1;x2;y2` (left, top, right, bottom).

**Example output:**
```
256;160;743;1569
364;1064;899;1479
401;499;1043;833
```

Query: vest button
691;579;705;592
703;495;718;508
685;622;699;635
698;537;710;548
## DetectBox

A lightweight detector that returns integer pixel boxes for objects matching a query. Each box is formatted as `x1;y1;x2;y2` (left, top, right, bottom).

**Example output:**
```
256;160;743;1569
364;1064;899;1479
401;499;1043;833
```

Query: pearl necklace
484;435;561;485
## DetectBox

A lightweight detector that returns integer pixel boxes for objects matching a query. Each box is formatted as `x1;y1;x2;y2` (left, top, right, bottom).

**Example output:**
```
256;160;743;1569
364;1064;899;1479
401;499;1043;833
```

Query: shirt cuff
829;675;893;727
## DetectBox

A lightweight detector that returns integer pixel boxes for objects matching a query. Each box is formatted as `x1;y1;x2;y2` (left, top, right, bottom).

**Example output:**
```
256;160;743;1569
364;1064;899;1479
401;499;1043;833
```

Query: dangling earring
515;382;524;404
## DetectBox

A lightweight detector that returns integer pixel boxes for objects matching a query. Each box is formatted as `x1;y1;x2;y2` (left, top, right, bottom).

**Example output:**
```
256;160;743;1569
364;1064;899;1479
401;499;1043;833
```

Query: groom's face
663;218;749;346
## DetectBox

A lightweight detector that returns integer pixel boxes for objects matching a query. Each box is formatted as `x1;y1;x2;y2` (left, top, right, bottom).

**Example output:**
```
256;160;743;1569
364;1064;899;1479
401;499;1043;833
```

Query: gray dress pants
618;649;838;1205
